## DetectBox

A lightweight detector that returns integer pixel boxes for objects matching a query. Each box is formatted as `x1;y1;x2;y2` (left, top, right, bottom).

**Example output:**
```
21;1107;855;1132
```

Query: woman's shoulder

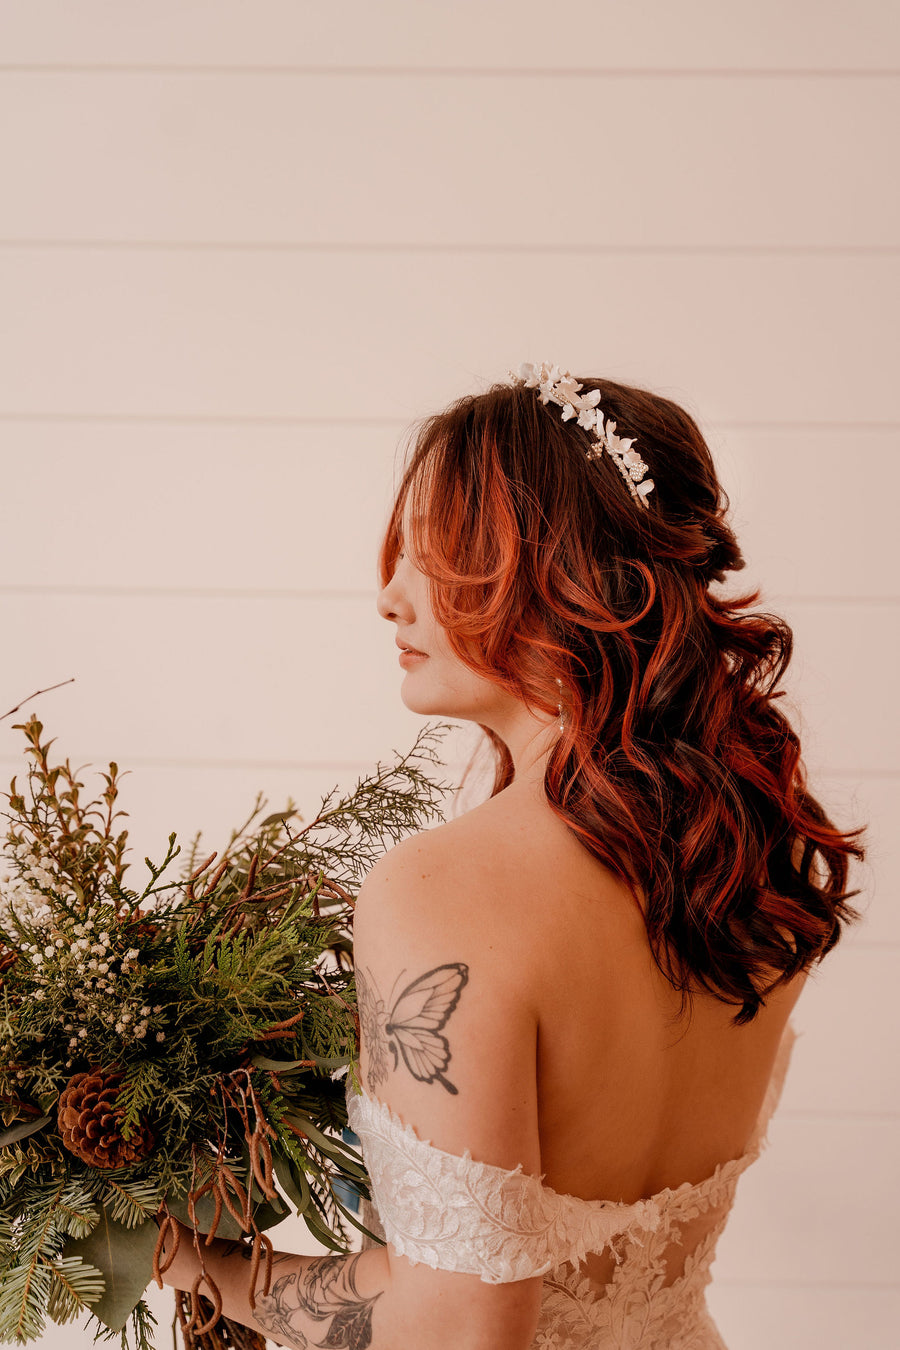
356;784;635;966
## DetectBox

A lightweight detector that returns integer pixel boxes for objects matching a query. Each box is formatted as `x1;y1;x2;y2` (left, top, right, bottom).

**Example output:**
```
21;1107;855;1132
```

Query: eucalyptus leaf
62;1212;158;1333
0;1114;52;1148
252;1195;290;1232
165;1189;244;1242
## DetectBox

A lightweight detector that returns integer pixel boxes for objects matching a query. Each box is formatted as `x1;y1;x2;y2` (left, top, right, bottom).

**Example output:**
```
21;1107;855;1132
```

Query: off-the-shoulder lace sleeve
346;1089;659;1284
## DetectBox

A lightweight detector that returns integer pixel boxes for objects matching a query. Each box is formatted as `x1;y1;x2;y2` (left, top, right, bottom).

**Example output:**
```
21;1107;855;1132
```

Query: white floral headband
509;362;655;508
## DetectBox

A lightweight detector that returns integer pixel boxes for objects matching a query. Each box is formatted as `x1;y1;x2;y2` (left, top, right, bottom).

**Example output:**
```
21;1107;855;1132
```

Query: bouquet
0;712;451;1349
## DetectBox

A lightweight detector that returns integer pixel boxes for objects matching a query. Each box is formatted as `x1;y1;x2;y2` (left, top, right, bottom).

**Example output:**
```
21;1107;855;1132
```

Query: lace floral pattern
347;1025;795;1349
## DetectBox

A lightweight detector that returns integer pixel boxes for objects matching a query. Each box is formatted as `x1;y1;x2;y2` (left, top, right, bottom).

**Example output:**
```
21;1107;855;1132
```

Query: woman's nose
376;569;409;622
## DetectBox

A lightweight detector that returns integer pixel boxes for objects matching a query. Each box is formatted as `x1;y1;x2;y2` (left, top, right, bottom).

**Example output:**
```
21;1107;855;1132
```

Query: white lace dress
346;1025;795;1349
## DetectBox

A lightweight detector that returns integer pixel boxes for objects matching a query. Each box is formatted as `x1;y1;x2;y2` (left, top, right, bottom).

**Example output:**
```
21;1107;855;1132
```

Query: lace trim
348;1090;663;1282
347;1021;796;1286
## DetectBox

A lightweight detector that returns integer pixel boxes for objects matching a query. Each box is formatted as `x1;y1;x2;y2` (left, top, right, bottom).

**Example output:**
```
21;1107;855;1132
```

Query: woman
161;363;862;1348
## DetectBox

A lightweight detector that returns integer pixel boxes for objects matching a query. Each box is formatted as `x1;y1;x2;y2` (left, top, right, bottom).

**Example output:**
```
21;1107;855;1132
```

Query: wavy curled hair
378;375;864;1022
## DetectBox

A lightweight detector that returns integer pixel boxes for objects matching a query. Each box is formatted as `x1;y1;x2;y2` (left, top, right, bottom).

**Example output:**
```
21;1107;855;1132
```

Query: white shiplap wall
0;4;897;1347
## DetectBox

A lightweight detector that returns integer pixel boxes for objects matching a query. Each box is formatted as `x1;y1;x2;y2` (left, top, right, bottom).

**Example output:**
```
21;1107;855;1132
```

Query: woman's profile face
376;500;513;729
377;494;558;772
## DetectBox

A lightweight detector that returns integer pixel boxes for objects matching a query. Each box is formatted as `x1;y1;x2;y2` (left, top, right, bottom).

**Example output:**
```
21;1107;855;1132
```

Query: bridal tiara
509;362;655;508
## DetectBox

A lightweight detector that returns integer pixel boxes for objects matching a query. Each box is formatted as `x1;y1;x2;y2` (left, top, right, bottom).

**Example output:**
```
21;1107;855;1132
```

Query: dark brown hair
379;375;864;1022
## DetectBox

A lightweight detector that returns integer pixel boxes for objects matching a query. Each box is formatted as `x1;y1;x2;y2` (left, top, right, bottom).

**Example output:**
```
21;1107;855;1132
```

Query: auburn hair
378;376;863;1022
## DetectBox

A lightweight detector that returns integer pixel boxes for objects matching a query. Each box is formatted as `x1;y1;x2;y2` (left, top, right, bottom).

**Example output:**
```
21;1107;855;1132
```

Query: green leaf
0;1113;52;1149
251;1195;290;1232
258;810;297;828
250;1054;314;1072
63;1212;158;1333
165;1188;245;1242
273;1154;311;1216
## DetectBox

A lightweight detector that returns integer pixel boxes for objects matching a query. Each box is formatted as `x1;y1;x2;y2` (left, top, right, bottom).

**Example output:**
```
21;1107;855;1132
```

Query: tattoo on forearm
356;962;469;1095
254;1252;382;1349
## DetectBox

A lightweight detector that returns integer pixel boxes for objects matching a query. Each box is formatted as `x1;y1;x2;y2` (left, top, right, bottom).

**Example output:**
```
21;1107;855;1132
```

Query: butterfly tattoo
357;962;469;1096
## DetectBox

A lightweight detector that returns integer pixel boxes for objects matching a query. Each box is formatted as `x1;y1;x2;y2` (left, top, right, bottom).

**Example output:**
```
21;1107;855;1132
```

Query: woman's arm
161;828;545;1349
160;1219;541;1349
159;1222;391;1348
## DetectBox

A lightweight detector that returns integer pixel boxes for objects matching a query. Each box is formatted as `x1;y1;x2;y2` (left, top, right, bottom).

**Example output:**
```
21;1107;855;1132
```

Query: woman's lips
398;649;428;667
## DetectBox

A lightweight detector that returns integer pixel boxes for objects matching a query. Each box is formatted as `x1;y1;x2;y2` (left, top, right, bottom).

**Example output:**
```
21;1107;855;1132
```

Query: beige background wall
0;3;897;1346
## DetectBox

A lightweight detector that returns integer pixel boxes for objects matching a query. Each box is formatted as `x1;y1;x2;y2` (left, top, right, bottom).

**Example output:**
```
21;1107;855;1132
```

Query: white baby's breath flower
125;948;140;961
155;1031;165;1043
115;1022;125;1034
140;1006;151;1017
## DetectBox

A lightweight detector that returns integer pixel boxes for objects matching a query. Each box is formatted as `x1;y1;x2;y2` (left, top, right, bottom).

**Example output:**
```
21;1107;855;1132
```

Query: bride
160;363;862;1348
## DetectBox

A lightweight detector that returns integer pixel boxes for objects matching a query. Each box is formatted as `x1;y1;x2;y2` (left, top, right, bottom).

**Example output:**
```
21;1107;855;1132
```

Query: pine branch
45;1255;105;1324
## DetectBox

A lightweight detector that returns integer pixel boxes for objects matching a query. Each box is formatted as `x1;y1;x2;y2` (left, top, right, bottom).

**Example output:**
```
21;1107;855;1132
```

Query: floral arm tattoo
253;1253;382;1349
356;961;469;1095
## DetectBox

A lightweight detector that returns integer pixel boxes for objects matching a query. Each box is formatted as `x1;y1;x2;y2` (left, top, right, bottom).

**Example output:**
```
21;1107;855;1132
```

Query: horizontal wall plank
708;1284;900;1350
0;422;400;594
1;423;895;597
713;1115;898;1283
711;427;899;599
783;946;899;1114
0;1;896;70
0;595;419;769
1;251;897;423
775;601;899;776
0;595;893;773
818;776;898;945
1;74;895;247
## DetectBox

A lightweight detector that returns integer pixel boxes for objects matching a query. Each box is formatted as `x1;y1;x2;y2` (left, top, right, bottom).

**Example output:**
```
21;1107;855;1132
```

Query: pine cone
57;1068;155;1168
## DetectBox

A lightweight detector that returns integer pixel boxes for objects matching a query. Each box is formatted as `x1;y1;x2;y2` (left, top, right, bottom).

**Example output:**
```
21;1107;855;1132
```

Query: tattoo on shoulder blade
254;1252;382;1349
357;962;469;1095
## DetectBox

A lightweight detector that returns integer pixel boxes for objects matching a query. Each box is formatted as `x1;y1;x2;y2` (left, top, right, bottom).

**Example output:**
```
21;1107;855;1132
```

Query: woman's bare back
444;782;804;1207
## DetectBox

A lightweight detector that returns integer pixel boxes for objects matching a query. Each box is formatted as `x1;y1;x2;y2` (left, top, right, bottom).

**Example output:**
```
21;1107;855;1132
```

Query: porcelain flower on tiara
510;361;655;507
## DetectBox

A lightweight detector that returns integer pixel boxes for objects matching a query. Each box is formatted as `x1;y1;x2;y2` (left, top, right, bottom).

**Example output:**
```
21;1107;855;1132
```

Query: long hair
378;375;864;1022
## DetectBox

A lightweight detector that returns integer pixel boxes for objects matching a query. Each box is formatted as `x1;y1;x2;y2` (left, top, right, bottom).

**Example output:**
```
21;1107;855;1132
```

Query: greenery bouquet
0;712;451;1350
